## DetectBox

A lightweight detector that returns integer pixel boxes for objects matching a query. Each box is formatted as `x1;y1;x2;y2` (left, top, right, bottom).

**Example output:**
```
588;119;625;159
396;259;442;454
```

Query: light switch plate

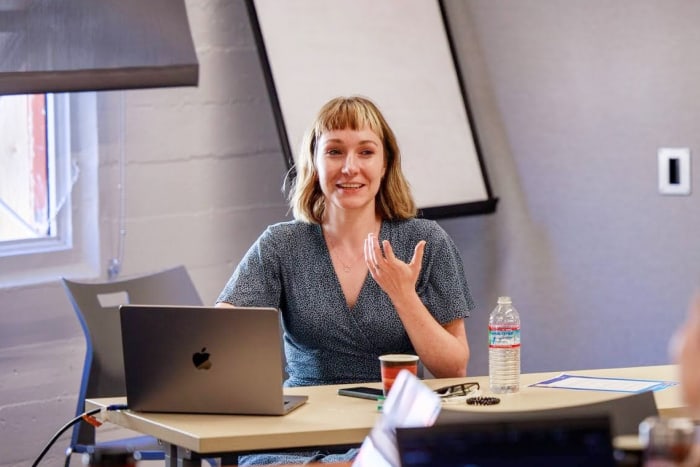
658;148;691;195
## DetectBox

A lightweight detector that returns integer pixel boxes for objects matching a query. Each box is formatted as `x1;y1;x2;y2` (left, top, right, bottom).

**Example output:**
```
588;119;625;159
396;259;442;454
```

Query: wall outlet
658;148;691;195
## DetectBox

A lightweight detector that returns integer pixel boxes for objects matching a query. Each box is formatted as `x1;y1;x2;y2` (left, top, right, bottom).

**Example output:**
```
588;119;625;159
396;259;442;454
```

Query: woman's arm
387;291;469;378
365;234;470;378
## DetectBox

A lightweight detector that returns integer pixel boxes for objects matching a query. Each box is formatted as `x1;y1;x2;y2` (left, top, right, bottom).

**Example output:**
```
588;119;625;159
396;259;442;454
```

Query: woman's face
315;127;386;214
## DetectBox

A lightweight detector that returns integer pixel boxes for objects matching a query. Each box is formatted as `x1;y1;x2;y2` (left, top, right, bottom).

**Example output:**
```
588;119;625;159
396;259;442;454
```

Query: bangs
314;98;384;139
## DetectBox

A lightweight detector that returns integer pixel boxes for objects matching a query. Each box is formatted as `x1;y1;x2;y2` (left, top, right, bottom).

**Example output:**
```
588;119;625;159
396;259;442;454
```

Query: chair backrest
62;265;203;446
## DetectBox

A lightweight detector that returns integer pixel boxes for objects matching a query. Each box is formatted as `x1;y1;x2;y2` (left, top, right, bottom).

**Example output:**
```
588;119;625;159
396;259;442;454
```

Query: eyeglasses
434;382;480;401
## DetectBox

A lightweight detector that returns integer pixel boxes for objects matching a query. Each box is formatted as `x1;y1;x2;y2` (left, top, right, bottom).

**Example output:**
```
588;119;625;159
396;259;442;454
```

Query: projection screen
247;0;498;218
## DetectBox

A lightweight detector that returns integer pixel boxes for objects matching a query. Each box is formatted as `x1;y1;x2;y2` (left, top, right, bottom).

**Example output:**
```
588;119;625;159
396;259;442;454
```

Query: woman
217;96;474;464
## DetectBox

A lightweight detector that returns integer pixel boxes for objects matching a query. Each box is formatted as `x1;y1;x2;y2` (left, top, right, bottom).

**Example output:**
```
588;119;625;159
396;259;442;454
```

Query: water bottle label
488;325;521;349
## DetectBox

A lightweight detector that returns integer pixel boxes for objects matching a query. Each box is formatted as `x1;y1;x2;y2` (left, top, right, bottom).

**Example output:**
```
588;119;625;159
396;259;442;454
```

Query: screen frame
246;0;498;218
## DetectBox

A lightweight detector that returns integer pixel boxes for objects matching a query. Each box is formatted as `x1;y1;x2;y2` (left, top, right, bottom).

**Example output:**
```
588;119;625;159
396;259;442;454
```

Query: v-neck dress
217;218;474;388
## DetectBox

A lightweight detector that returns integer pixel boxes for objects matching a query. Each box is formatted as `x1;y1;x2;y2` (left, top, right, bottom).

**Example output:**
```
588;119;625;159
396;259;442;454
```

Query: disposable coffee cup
379;354;420;396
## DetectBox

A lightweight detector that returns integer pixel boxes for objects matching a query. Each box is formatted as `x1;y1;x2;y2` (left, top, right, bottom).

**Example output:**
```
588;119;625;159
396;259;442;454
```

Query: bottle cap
497;296;512;304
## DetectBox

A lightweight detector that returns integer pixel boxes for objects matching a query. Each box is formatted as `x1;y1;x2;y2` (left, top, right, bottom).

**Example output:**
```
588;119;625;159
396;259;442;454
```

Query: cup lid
378;354;419;362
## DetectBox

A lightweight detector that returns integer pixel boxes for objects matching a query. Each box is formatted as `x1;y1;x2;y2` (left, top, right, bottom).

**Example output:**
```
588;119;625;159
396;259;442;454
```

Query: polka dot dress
217;218;474;388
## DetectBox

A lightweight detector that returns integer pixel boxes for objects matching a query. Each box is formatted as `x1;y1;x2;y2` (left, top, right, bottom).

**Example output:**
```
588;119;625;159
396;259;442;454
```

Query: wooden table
86;364;684;466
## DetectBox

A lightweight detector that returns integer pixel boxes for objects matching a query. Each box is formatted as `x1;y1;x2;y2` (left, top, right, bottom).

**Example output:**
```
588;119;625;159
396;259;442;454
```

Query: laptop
396;414;617;467
119;304;307;415
434;388;658;437
353;372;652;467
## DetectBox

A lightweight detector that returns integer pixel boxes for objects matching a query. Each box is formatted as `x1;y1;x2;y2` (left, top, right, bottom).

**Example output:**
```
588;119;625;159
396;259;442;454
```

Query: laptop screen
396;415;617;467
119;304;306;415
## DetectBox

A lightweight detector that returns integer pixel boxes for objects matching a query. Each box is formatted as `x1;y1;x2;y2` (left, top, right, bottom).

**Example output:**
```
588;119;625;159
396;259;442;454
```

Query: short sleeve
417;222;475;324
216;227;282;308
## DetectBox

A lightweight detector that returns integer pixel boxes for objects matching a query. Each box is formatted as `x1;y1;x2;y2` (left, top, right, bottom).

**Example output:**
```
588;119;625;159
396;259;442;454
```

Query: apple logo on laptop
192;347;212;370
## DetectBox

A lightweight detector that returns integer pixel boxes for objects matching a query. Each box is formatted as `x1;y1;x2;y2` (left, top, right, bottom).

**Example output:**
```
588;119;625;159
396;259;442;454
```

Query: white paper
530;374;678;393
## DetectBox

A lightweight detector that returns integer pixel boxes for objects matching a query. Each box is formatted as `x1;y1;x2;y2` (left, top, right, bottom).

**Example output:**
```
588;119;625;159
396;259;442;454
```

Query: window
0;93;100;287
0;95;49;243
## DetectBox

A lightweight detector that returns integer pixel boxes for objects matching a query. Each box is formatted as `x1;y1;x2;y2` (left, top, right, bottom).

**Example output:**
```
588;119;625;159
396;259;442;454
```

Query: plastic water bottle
489;296;521;394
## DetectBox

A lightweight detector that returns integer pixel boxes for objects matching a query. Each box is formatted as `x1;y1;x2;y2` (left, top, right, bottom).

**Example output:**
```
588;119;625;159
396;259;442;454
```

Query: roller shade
0;0;198;95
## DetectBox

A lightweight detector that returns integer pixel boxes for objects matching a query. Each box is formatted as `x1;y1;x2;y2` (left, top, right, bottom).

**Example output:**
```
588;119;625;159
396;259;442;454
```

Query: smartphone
337;386;384;400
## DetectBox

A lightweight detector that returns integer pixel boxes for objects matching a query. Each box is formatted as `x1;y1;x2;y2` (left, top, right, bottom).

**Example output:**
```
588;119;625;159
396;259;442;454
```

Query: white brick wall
0;1;288;465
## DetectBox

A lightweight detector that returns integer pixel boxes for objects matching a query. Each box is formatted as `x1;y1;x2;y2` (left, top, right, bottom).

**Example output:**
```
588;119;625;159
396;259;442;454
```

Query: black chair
61;265;203;466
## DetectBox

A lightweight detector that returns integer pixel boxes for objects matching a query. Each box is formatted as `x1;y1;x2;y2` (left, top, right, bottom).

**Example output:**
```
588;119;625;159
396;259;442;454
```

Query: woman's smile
316;127;386;212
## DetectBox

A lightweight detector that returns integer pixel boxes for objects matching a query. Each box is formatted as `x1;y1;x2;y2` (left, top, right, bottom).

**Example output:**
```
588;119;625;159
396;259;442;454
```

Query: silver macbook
119;304;307;415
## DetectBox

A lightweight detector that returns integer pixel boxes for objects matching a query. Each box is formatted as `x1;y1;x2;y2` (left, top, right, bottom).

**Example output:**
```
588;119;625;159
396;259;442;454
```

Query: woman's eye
325;148;341;156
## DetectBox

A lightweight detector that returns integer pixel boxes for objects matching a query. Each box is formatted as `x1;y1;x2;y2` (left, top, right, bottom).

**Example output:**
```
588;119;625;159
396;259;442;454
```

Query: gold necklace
325;236;361;273
323;223;381;273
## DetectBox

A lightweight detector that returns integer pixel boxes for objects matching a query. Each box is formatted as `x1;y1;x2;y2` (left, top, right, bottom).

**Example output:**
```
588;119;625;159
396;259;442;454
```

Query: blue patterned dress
216;218;474;464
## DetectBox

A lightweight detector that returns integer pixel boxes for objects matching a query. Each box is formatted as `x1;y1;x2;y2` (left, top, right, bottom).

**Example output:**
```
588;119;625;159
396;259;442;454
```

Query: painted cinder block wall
3;1;700;465
0;1;287;465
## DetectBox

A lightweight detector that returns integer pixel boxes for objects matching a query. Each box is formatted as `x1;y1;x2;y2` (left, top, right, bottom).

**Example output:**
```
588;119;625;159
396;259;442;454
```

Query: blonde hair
288;96;417;223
